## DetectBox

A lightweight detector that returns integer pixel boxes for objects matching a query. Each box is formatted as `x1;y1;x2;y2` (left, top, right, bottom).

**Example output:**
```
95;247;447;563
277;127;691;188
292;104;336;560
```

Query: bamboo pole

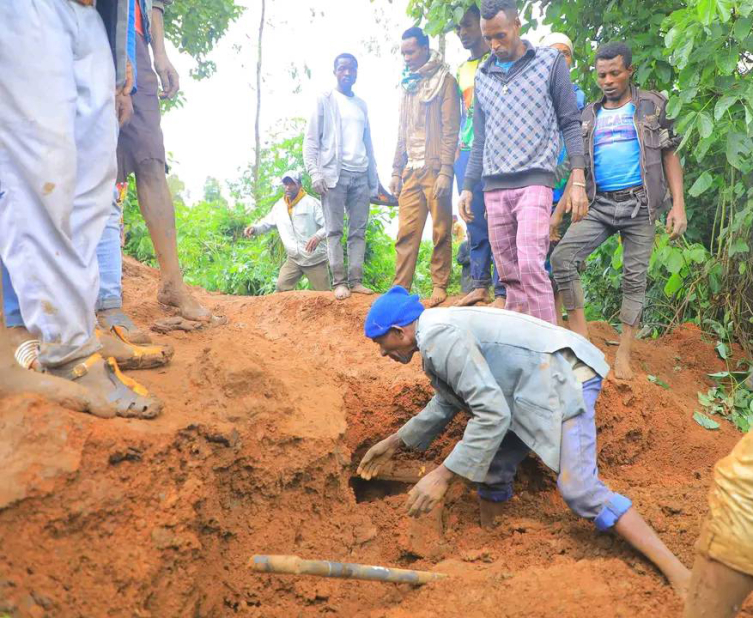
249;555;447;585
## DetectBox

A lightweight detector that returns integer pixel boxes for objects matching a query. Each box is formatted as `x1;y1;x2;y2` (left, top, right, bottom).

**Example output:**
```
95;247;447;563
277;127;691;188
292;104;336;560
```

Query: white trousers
0;0;117;367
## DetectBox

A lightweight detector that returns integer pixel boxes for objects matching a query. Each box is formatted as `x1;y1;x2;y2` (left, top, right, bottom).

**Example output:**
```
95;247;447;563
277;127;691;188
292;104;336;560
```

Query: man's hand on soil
666;205;688;240
406;465;454;517
357;433;401;480
305;236;321;253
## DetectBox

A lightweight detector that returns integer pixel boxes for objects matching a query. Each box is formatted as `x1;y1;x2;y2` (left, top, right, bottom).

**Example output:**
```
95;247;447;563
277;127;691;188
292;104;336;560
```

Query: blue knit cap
364;286;425;339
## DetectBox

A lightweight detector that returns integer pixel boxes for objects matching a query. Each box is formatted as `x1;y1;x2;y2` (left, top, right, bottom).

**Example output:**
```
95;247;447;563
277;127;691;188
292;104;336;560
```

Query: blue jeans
454;150;505;298
2;192;123;327
478;376;632;531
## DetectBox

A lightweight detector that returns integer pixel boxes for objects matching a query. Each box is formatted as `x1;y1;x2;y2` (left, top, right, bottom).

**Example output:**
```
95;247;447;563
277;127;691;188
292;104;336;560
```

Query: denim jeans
2;191;123;327
551;191;655;326
321;169;371;288
479;376;632;531
96;191;124;311
454;150;505;298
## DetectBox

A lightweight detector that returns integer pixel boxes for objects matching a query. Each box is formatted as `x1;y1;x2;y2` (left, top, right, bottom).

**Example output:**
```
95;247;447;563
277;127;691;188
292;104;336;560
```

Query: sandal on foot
49;353;162;419
97;329;174;370
97;308;152;345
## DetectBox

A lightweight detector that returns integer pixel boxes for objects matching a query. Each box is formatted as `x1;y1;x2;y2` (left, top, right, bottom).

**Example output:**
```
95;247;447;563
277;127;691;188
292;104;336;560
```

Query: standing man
390;27;460;308
304;53;379;301
551;42;687;379
541;32;587;326
0;0;161;419
357;287;690;597
112;0;213;329
244;172;330;293
454;5;506;309
459;0;586;325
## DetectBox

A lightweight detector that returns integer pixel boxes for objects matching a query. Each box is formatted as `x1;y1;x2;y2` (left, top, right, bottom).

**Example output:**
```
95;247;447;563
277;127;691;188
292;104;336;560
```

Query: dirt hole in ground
349;477;411;503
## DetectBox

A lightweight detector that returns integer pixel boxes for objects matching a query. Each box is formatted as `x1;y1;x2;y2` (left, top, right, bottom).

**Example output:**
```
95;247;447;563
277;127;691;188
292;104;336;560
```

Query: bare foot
669;566;691;601
151;316;204;334
350;284;375;295
614;346;634;380
157;282;211;323
424;288;447;308
454;288;490;307
334;284;351;300
490;296;507;310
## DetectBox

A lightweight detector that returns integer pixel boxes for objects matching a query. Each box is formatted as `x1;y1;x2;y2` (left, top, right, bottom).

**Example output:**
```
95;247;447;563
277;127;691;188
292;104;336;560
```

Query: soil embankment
0;257;750;617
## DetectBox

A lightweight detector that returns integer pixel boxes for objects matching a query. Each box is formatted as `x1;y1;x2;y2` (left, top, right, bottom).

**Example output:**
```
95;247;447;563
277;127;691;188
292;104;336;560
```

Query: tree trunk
438;31;446;58
252;0;266;204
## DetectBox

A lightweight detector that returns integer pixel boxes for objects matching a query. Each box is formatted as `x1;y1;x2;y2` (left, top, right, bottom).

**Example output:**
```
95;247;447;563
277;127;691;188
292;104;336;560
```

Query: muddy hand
458;190;474;223
406;465;452;517
357;433;401;480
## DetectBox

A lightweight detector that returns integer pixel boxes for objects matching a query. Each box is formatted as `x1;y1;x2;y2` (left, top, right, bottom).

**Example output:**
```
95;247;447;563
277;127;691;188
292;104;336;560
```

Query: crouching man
358;286;690;595
244;171;330;292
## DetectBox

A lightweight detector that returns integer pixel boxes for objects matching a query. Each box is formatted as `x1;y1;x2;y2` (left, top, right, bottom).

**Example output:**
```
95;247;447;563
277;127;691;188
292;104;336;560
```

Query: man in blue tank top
551;42;687;381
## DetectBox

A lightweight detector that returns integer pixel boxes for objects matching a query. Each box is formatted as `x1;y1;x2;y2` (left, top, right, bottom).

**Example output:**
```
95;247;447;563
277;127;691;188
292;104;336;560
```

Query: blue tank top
593;102;643;192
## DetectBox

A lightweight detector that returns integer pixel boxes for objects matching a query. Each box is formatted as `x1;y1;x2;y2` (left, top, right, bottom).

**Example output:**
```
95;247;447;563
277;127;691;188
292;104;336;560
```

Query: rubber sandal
98;328;174;370
97;308;152;345
104;358;163;419
50;353;163;420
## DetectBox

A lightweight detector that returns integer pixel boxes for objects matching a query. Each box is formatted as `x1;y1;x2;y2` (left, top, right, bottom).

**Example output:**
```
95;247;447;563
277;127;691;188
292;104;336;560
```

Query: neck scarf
400;50;450;103
285;188;307;216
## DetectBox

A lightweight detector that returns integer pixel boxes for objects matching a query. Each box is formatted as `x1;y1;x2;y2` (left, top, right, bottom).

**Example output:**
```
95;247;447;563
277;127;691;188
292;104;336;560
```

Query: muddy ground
0;258;751;617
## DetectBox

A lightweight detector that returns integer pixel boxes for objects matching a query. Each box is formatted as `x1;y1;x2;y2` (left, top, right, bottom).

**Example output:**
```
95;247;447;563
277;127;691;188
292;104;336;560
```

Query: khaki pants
394;167;452;291
276;258;331;292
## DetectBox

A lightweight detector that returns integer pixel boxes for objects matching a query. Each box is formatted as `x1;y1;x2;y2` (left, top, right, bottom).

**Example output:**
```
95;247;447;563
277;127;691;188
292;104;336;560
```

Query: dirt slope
0;257;750;618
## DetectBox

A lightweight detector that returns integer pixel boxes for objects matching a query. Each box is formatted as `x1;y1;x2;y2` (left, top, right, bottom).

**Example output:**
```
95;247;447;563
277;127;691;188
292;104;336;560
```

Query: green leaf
693;411;721;430
686;245;708;263
715;95;738;121
727;132;753;170
735;16;753;40
648;375;671;389
716;49;739;75
716;341;730;359
698;391;714;406
689;171;714;197
696;112;714;139
697;0;716;25
665;249;685;274
665;95;683;119
728;238;750;256
664;272;683;296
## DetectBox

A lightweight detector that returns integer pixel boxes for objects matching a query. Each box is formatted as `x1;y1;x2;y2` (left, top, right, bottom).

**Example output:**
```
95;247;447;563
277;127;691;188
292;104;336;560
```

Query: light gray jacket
397;307;610;481
253;194;327;267
303;90;379;192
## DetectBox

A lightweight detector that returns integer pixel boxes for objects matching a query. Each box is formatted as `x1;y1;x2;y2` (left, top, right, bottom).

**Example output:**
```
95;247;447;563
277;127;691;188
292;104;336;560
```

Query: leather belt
599;185;645;202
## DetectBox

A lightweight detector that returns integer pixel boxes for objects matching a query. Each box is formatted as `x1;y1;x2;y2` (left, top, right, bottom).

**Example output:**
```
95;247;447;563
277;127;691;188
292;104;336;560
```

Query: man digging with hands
357;286;691;597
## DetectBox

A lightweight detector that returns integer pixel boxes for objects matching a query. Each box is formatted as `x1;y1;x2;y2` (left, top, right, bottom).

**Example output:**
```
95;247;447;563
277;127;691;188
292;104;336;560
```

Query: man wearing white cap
244;171;331;292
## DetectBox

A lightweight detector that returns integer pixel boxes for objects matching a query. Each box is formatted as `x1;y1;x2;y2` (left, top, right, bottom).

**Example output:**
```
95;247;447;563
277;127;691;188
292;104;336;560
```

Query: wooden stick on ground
249;555;447;585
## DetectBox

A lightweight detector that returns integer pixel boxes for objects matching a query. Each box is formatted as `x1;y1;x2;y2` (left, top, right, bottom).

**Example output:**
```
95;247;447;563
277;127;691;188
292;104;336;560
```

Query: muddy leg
684;555;753;618
134;159;210;322
615;322;636;380
614;507;690;598
565;307;589;340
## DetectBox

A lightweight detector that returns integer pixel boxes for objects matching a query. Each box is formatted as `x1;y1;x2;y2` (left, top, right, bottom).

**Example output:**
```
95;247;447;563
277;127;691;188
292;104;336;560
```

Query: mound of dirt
0;257;750;617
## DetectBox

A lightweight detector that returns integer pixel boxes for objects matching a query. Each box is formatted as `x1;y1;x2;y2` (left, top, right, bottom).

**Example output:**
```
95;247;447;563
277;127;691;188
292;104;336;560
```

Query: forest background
123;0;753;430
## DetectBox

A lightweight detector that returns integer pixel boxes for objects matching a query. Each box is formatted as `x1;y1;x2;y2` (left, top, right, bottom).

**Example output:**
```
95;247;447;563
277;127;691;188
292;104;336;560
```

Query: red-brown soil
1;257;751;617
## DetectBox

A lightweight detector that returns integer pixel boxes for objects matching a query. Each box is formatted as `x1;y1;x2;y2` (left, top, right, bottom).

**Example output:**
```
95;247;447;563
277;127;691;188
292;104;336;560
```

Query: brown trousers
276;259;331;292
394;168;452;291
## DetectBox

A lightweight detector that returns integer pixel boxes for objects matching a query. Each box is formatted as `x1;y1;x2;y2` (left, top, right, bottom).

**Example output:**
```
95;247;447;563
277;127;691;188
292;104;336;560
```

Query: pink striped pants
485;186;557;325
